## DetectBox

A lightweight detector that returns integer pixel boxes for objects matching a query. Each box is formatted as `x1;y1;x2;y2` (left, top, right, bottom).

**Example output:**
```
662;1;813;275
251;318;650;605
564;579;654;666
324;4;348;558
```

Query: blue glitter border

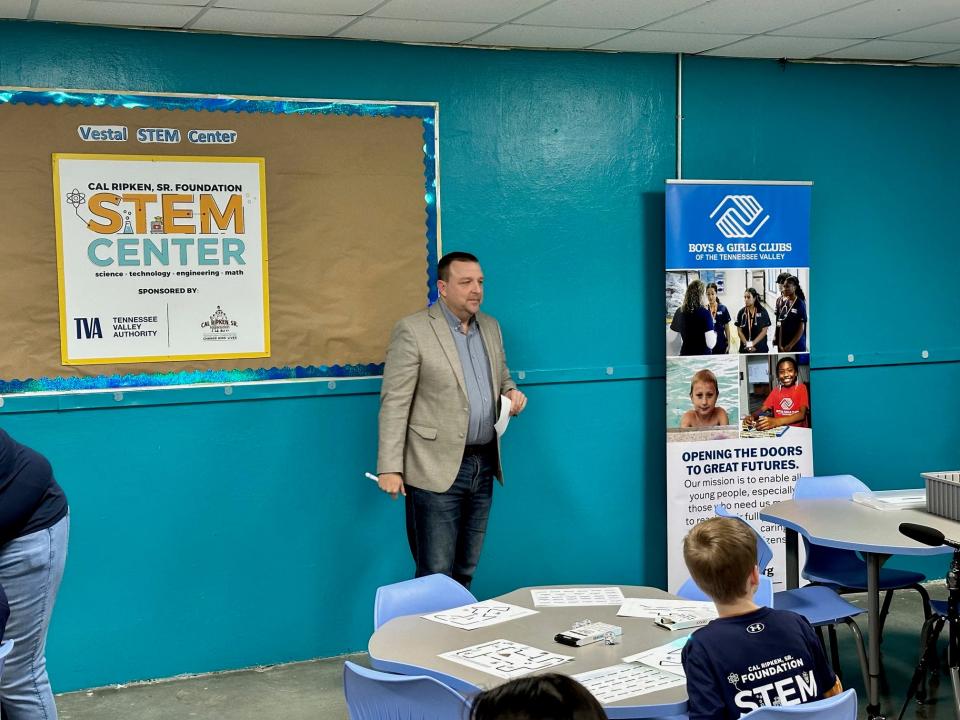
0;89;438;394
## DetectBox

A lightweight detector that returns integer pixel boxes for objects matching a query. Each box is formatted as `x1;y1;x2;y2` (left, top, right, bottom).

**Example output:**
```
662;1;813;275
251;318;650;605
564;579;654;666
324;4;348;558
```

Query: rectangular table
760;499;957;718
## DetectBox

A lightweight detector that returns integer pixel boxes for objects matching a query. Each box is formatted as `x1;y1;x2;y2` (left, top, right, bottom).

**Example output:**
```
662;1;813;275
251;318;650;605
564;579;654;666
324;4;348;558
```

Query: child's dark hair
776;356;798;373
784;275;806;301
470;674;606;720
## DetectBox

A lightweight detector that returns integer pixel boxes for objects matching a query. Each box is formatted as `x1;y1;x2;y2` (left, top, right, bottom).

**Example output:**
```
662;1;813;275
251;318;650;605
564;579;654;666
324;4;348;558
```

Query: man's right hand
378;472;406;500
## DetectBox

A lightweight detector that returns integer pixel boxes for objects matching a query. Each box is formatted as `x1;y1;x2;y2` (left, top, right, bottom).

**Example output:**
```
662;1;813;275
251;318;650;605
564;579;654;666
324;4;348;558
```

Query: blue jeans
0;513;69;720
405;446;495;590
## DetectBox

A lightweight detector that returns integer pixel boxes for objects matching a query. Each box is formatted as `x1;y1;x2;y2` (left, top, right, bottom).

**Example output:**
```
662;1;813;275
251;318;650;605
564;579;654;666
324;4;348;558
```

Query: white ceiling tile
467;23;623;48
0;0;30;19
336;17;497;43
593;29;747;53
911;47;960;63
35;0;199;27
214;0;381;13
703;35;860;58
193;8;354;35
517;0;709;30
372;0;545;24
770;0;960;39
887;17;960;43
648;0;863;34
821;38;960;60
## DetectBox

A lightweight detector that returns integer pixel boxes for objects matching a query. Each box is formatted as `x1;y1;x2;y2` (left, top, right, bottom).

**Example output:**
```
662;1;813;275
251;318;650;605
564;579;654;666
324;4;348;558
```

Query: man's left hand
505;389;527;416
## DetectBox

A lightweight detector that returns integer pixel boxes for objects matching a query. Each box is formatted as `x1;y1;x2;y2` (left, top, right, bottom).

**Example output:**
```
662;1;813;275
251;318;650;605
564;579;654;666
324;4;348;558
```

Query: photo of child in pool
681;369;729;427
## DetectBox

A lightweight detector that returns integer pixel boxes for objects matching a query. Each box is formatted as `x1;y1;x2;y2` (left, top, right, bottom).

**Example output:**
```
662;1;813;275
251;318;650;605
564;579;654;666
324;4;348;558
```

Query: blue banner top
665;182;811;269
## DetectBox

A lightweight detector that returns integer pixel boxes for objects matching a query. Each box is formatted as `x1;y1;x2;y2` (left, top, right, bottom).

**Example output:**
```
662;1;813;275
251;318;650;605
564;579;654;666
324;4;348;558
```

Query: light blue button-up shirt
440;300;495;445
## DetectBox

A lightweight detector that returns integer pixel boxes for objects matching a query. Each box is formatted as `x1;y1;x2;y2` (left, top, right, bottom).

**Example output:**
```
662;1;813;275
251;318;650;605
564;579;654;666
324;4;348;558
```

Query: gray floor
56;583;955;719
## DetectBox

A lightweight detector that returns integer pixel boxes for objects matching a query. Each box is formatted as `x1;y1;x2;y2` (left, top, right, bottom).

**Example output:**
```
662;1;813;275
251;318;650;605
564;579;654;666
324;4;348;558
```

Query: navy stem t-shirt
0;429;68;548
681;607;836;720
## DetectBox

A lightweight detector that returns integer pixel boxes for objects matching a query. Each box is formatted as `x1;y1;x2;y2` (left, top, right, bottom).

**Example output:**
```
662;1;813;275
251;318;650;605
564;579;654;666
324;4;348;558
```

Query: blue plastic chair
715;504;869;689
374;574;477;630
343;661;470;720
678;575;774;607
0;640;14;683
741;689;857;720
794;475;931;630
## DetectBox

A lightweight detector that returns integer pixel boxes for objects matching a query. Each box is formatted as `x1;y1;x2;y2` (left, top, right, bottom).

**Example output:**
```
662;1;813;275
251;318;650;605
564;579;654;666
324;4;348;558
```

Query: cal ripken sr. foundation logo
710;195;770;239
201;305;238;341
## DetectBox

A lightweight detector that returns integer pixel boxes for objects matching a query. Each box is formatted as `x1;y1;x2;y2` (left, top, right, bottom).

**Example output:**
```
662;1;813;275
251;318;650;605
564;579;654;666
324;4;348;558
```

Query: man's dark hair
470;674;606;720
438;251;479;281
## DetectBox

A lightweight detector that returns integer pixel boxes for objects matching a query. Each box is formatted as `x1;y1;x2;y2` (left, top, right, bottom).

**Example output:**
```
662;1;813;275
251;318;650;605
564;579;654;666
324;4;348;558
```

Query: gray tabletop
368;585;691;718
760;500;957;555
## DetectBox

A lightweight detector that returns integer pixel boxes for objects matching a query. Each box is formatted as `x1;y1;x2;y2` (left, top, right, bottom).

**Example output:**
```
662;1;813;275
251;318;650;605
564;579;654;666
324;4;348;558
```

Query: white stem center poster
664;180;813;590
53;154;269;365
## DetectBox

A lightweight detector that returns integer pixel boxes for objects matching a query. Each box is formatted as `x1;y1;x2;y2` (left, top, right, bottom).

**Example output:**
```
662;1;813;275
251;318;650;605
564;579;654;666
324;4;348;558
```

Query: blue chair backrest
677;575;774;607
715;504;774;574
0;640;14;683
343;661;470;720
741;688;857;720
374;574;477;630
793;475;869;500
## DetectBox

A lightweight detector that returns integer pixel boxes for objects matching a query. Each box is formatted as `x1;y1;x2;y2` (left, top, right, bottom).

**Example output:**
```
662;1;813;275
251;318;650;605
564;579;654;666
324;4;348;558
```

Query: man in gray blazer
377;251;527;588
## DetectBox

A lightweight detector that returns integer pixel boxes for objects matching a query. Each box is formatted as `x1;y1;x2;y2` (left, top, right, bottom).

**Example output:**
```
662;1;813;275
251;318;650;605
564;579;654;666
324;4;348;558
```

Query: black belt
463;441;495;457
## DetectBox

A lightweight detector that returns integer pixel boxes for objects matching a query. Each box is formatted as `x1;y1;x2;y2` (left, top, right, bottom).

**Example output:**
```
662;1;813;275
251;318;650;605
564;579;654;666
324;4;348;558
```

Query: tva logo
710;195;770;239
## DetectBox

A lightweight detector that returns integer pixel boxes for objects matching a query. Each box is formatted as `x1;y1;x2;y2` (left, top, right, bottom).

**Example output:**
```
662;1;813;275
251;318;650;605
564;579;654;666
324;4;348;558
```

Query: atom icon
65;188;87;222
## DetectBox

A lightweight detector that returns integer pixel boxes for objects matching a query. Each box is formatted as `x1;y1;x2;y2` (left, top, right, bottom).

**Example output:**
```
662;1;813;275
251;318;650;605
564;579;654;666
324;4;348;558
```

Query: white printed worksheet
530;587;625;607
574;663;686;703
439;639;573;679
623;636;689;678
422;600;537;630
617;597;717;619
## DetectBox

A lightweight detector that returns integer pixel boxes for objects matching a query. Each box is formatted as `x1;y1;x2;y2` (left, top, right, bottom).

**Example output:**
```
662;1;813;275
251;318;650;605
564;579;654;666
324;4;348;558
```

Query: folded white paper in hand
495;394;512;437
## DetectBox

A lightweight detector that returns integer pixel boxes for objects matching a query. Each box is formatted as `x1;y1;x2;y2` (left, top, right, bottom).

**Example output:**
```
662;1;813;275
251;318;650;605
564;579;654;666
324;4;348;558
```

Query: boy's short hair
683;517;757;604
689;369;719;396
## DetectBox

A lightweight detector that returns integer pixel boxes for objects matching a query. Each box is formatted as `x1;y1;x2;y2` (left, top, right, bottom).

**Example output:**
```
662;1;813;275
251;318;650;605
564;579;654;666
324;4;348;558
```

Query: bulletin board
0;88;439;393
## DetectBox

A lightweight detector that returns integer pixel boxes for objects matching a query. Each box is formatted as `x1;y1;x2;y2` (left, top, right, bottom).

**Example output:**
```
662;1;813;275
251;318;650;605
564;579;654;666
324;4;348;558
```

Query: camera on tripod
897;522;960;720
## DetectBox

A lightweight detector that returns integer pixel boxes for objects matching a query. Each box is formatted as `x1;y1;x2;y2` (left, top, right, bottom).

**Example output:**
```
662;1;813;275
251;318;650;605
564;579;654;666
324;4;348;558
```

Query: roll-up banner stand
665;180;813;590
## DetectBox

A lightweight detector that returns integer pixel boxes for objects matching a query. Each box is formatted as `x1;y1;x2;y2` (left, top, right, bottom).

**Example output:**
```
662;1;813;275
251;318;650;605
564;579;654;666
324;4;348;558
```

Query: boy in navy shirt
680;518;841;719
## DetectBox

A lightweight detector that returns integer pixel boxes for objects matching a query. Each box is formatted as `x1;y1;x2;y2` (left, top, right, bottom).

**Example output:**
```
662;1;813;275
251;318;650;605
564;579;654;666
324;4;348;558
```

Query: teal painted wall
0;23;956;691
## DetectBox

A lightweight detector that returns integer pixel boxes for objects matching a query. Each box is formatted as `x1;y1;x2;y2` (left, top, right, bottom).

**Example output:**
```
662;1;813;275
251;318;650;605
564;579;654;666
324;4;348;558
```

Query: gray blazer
377;302;517;493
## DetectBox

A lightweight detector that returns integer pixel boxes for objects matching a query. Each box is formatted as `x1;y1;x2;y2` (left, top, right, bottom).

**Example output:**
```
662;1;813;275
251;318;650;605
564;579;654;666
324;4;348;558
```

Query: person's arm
494;321;526;416
799;616;841;699
376;319;420;499
743;395;773;428
702;308;717;350
717;407;729;425
756;406;807;431
682;641;728;720
782;321;805;352
680;410;695;428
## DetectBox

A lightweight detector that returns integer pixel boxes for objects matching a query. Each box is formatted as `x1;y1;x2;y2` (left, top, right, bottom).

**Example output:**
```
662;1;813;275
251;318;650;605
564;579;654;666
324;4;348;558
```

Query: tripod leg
897;615;944;720
950;665;960;718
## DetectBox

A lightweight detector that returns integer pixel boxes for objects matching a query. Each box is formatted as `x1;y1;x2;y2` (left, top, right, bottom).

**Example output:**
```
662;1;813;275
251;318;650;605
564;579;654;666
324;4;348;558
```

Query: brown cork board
0;94;436;385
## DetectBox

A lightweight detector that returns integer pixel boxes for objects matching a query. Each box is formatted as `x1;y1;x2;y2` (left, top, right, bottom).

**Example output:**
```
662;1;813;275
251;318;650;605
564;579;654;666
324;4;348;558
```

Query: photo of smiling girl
742;356;810;430
681;369;729;428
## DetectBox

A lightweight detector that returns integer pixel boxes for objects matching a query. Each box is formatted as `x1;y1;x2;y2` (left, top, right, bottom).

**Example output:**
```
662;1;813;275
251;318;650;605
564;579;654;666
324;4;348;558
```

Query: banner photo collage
664;181;814;590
